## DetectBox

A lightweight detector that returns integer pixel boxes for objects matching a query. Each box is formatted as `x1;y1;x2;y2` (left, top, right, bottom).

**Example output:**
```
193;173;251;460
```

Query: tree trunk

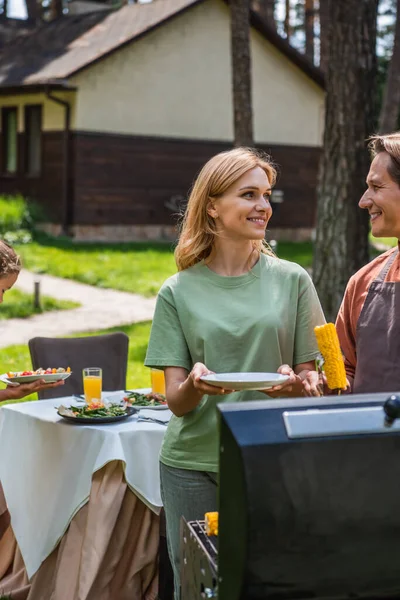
305;0;315;63
252;0;276;27
284;0;290;41
50;0;63;20
230;0;254;147
379;0;400;133
313;0;379;322
318;0;330;72
25;0;39;22
2;0;8;18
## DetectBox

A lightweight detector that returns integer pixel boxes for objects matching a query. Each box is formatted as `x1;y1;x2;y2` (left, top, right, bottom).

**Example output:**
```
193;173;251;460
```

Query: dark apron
353;248;400;394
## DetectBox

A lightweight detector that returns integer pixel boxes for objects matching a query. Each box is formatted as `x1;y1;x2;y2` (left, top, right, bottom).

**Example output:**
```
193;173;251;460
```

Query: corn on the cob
314;323;347;391
205;512;218;536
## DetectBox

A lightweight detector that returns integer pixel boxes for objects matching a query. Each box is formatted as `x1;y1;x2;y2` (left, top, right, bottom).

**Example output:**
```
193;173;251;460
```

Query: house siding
0;92;76;132
71;0;324;146
0;131;67;221
72;131;320;229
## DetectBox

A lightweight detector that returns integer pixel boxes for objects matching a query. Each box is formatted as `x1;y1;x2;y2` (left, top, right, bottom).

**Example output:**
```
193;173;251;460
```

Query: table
0;393;171;600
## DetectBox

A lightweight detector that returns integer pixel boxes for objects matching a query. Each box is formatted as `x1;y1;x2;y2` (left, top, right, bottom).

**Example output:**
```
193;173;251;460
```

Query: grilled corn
205;512;218;536
314;323;347;391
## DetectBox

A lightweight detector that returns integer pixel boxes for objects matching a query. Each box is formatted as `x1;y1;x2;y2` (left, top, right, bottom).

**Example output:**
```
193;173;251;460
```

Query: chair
28;332;129;399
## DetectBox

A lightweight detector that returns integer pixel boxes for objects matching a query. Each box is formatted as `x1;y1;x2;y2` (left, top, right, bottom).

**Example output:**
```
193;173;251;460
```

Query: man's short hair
369;132;400;187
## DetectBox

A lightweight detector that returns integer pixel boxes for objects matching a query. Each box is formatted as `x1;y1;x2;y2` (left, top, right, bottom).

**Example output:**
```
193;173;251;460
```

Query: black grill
181;519;218;599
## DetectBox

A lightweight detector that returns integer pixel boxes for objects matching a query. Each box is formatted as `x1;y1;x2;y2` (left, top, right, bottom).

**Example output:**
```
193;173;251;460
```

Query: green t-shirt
145;254;325;472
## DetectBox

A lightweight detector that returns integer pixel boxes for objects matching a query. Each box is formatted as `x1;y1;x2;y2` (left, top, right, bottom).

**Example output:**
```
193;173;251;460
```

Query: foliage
0;195;45;245
0;288;79;320
15;234;315;296
15;233;178;297
0;321;153;405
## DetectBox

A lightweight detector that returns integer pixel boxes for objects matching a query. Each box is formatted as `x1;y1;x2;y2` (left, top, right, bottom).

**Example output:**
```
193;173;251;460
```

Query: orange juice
151;368;166;395
83;367;102;404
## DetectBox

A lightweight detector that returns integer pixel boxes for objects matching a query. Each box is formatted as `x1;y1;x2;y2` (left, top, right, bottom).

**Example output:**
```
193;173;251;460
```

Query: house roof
0;0;324;92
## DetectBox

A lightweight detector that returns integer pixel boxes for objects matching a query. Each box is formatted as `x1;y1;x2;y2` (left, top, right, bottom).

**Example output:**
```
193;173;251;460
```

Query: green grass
0;288;79;320
0;321;152;406
370;235;398;248
16;234;177;298
275;241;313;268
14;234;315;296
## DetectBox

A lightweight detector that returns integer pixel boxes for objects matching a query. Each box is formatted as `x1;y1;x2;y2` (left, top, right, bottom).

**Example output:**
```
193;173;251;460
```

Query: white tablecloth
0;393;170;578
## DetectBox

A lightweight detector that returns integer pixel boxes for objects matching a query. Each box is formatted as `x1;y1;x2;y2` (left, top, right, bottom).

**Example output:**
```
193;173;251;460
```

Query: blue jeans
159;462;218;600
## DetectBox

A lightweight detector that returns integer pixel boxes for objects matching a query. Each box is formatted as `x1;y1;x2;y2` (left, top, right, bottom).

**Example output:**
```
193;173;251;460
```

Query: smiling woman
144;147;326;598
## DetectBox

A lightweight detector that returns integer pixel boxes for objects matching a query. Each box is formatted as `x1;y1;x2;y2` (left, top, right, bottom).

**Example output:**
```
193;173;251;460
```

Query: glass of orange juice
151;368;166;395
83;367;102;405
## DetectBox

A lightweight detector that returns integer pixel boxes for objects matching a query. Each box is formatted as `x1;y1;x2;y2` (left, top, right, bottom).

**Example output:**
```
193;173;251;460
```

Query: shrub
0;195;44;245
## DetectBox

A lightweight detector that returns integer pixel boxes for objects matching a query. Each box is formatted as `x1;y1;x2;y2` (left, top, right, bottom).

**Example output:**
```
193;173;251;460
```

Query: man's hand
299;369;324;397
300;371;352;396
5;379;65;400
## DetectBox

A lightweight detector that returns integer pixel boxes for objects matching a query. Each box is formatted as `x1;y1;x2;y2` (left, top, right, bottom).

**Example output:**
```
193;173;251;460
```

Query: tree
25;0;40;22
252;0;276;27
50;0;64;20
1;0;8;19
305;0;315;63
313;0;379;321
318;0;330;72
284;0;291;40
379;0;400;133
230;0;254;146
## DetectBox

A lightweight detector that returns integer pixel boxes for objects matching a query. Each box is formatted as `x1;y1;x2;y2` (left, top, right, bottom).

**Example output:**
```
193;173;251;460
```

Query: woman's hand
4;379;65;400
189;363;234;396
263;364;302;398
165;364;234;417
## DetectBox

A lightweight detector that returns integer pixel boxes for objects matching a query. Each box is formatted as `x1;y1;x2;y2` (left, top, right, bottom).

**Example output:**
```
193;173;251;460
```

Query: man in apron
335;132;400;394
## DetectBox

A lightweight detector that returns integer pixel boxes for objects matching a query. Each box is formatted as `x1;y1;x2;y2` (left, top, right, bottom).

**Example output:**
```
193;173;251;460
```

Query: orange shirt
335;243;400;384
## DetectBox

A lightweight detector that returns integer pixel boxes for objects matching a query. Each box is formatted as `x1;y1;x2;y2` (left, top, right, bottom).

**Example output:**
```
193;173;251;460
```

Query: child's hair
0;240;21;277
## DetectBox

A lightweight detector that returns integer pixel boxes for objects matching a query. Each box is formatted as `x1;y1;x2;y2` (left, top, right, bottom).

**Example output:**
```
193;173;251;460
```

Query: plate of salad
1;367;72;385
124;391;169;410
57;401;138;424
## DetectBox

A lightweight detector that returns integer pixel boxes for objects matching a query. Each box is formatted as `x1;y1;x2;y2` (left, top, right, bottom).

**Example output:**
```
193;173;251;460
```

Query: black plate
57;406;138;424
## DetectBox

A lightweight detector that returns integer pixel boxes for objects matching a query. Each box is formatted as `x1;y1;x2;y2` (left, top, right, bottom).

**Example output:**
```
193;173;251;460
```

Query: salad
58;401;127;419
124;391;167;407
7;367;71;378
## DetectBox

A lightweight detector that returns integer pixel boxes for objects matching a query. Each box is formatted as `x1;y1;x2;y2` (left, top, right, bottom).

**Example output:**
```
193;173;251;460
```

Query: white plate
0;372;72;386
200;372;290;391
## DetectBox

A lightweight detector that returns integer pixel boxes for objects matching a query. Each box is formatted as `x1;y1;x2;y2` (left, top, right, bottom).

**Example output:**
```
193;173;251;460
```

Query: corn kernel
205;512;218;536
314;323;347;391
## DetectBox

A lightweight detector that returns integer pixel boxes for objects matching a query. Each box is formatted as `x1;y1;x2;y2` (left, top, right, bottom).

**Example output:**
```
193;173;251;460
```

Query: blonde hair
175;147;277;271
0;240;21;277
369;132;400;186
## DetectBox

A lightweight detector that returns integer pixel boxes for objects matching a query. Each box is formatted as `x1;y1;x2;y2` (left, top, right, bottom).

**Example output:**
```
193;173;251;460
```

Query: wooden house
0;0;324;241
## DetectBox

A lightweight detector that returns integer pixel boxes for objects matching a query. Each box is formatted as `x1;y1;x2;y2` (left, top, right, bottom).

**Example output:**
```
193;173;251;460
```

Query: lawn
15;233;314;296
3;234;392;407
0;288;79;320
370;235;398;249
16;234;177;297
0;321;152;405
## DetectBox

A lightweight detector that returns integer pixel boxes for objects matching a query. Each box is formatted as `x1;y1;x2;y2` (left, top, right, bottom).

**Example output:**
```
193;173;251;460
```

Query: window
25;105;42;176
1;107;18;174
